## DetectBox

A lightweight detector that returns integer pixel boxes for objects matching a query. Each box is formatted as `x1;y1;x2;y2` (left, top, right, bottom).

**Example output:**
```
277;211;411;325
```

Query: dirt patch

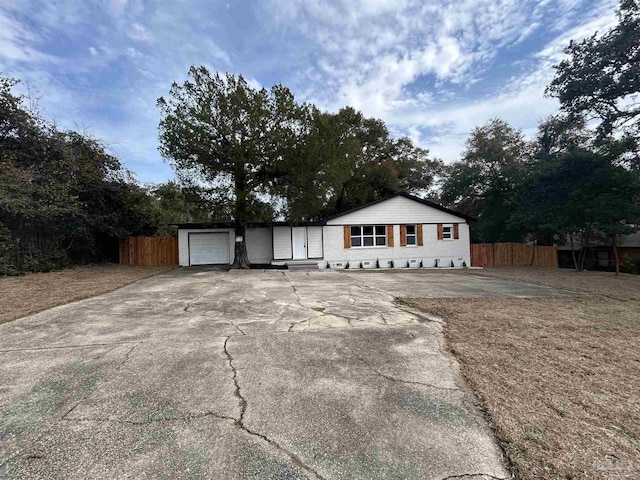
0;265;174;325
403;268;640;480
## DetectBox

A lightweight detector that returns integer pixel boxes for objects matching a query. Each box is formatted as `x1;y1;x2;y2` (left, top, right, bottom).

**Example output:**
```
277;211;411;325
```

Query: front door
292;227;307;260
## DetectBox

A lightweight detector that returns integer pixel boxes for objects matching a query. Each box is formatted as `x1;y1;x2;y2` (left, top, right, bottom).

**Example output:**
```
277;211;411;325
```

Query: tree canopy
547;0;640;140
0;74;161;274
439;119;529;242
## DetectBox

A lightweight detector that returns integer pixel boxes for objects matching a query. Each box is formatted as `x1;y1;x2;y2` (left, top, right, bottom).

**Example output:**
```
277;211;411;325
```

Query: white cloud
129;22;153;42
258;0;619;163
0;9;57;63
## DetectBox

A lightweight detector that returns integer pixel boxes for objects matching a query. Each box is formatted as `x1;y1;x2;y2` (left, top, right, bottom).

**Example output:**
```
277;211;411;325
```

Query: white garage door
189;233;230;265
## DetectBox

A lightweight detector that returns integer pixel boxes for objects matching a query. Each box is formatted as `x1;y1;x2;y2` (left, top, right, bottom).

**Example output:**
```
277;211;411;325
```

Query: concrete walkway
0;269;565;479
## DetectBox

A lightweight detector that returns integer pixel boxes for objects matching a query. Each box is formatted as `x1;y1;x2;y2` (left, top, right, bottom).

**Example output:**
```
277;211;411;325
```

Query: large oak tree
157;67;308;268
439;118;529;242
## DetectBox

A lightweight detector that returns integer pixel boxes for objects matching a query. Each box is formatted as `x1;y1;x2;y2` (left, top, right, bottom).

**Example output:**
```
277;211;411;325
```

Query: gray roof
620;231;640;247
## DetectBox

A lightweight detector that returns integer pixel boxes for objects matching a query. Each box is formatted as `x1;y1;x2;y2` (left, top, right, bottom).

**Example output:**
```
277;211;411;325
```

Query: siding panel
273;226;293;260
307;226;323;258
326;195;466;225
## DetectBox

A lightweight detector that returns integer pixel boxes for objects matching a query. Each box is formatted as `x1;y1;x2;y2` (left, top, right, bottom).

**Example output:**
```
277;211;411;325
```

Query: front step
286;261;319;270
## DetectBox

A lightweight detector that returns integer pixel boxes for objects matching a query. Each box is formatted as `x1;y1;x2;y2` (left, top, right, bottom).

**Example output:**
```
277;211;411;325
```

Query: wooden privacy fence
119;237;178;266
471;243;558;268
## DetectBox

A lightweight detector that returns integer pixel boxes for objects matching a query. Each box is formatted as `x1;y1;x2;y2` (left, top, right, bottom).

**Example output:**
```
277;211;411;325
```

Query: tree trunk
612;234;620;276
232;223;250;269
529;240;536;266
231;171;251;269
570;233;578;270
579;223;592;271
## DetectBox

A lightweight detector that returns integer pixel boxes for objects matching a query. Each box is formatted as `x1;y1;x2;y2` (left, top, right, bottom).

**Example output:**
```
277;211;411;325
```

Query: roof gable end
325;193;474;225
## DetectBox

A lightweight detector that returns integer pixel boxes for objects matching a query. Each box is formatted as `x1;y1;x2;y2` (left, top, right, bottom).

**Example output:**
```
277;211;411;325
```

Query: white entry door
292;227;307;260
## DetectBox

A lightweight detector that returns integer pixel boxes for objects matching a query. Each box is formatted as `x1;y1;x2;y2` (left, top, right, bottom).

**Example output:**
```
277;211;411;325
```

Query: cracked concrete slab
3;416;311;480
0;267;551;479
230;327;505;480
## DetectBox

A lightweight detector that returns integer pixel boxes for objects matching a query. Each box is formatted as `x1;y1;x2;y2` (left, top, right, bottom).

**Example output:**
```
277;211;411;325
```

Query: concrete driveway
0;269;567;479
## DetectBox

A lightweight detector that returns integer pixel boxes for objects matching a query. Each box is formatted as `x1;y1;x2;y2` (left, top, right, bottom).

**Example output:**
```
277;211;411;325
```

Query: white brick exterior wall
321;223;471;268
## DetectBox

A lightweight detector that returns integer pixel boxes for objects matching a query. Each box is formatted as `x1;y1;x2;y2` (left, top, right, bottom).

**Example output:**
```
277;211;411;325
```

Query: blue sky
0;0;618;184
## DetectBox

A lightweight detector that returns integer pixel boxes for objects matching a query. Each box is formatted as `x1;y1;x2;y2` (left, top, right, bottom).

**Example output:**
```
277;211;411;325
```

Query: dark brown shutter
453;224;460;239
344;225;351;249
437;224;443;240
387;225;394;247
400;225;407;246
417;224;423;246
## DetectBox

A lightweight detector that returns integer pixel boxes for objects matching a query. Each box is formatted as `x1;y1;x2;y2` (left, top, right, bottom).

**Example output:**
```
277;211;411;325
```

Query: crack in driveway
440;474;508;480
223;336;326;480
0;341;140;354
355;356;460;392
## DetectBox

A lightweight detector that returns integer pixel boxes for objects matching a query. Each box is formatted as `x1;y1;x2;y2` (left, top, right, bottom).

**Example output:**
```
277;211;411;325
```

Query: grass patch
0;264;174;325
403;268;640;479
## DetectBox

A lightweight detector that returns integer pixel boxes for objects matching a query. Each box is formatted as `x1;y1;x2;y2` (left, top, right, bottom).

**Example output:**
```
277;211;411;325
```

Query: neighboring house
557;231;640;270
175;193;474;268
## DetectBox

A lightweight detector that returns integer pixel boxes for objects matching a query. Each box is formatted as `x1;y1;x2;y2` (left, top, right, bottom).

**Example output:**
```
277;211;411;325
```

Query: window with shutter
401;225;417;246
348;225;387;247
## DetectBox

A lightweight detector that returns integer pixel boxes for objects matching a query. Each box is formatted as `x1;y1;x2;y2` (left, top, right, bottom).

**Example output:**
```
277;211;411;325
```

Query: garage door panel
189;233;230;265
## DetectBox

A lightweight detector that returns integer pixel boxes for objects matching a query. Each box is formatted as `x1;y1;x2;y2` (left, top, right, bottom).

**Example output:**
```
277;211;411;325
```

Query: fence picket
471;243;557;268
119;237;178;266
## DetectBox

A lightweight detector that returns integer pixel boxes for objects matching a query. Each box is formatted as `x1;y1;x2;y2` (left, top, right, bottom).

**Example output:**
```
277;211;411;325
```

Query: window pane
363;226;374;235
375;225;385;235
351;237;361;247
363;236;374;246
407;236;416;245
351;226;361;236
375;236;386;246
406;225;415;234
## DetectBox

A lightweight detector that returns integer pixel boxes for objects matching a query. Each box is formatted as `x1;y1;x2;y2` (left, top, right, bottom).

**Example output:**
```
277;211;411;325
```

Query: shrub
17;248;70;274
0;224;19;276
620;255;640;275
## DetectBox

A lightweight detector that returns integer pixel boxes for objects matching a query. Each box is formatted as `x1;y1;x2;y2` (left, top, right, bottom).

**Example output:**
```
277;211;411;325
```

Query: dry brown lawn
0;264;174;325
404;267;640;480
